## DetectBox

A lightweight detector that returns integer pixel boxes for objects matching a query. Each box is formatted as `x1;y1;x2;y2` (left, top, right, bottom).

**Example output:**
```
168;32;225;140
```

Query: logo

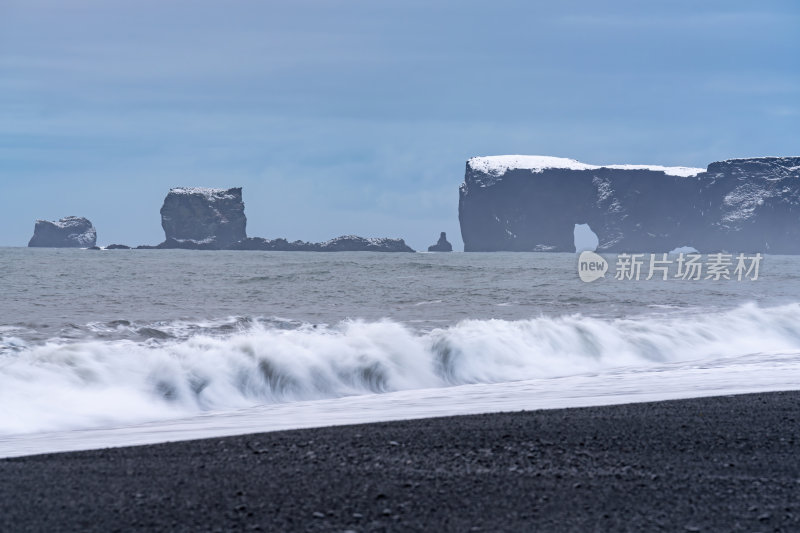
575;252;762;282
578;251;608;282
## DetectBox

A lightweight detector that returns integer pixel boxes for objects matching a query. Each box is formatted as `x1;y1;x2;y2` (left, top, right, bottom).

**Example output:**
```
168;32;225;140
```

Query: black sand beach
2;391;799;532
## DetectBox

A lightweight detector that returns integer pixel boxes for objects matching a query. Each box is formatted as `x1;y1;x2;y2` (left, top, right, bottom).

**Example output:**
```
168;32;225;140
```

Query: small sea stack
427;232;453;252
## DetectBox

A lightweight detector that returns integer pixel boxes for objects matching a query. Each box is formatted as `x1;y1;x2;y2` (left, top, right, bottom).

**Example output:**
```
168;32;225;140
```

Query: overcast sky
1;0;798;249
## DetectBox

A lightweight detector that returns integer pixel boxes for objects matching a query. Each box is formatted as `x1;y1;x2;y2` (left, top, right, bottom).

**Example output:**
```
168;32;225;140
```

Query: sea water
1;248;799;457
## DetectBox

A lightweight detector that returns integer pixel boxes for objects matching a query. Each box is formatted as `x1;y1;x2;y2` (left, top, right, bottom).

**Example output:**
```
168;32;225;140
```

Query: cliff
458;155;800;253
28;216;97;248
159;187;246;249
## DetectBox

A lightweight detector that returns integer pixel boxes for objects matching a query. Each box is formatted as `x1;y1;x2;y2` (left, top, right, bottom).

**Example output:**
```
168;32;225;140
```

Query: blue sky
1;0;798;249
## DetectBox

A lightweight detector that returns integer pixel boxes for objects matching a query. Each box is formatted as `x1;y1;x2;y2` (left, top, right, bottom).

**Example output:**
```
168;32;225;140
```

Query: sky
1;0;798;249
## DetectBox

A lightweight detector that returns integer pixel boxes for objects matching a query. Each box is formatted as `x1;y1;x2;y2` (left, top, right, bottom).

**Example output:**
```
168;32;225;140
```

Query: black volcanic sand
2;392;799;532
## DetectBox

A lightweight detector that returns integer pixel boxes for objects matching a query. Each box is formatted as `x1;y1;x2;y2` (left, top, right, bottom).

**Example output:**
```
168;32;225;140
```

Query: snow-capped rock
227;235;415;252
141;186;414;252
317;235;414;252
459;156;800;253
28;216;97;248
466;155;704;187
158;187;247;249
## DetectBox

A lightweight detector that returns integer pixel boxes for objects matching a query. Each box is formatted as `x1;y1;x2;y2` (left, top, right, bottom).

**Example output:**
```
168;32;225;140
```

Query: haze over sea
1;248;799;457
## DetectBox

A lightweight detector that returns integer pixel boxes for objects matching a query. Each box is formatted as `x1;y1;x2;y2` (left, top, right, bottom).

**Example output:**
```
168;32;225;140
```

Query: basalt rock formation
316;235;414;252
427;232;453;252
142;187;414;252
28;216;97;248
227;235;414;252
158;187;247;249
458;155;800;253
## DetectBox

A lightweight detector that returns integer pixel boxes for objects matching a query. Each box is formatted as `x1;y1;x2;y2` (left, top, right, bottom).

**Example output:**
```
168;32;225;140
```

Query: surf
2;302;800;435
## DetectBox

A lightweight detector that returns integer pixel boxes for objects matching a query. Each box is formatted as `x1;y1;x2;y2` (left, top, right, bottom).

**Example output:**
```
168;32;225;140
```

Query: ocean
2;248;800;457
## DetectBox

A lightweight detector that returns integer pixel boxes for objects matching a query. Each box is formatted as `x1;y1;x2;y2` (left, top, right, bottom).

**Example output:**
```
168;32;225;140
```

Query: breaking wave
2;303;800;435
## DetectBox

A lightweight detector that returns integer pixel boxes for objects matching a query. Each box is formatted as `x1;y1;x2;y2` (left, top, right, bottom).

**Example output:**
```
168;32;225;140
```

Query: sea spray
3;303;800;435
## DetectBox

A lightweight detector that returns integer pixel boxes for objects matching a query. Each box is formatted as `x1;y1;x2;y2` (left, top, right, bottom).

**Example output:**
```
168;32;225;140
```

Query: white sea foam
2;304;800;438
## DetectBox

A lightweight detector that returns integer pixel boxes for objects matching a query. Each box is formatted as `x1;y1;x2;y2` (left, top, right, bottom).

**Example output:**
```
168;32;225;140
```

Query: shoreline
2;391;799;531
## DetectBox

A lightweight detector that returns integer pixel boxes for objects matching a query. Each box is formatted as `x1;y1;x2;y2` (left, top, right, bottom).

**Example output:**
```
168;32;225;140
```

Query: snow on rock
459;156;800;253
319;235;415;252
28;216;97;248
227;235;415;252
168;187;239;201
722;182;772;223
602;164;704;177
467;155;705;179
468;155;596;176
159;187;247;249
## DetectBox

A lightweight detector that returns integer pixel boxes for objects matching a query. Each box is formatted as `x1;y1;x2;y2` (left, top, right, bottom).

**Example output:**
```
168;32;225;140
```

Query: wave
2;303;800;435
